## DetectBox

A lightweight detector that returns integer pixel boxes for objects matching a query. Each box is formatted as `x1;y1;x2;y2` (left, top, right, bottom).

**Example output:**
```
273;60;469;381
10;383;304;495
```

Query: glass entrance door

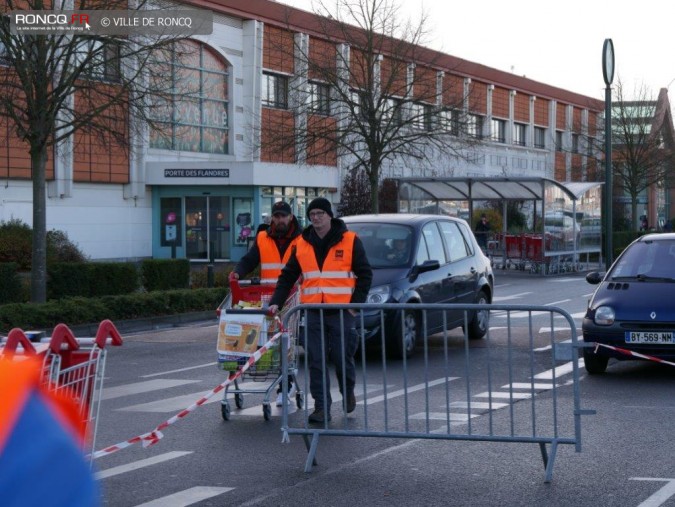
185;196;230;260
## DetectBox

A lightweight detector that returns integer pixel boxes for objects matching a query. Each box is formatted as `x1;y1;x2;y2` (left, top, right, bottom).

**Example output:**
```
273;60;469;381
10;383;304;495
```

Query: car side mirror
585;271;604;285
411;259;440;278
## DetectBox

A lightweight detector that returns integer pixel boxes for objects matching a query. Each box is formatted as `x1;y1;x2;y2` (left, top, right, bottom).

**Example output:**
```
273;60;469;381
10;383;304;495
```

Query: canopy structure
395;176;604;273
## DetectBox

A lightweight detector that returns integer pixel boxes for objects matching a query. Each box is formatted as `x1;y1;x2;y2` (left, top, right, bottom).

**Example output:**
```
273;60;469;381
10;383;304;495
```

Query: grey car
343;214;494;358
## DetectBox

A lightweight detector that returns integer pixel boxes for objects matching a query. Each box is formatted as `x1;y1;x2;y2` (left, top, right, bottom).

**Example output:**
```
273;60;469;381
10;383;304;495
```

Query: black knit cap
306;197;333;218
271;201;292;216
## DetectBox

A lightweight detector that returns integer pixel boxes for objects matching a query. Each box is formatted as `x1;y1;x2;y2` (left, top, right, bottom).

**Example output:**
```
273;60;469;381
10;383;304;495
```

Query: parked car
544;212;581;247
342;214;494;358
582;233;675;374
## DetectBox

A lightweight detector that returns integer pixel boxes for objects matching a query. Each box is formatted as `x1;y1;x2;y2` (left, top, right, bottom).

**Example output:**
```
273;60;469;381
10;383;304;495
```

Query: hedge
48;262;140;299
0;287;226;332
0;263;22;304
141;259;190;291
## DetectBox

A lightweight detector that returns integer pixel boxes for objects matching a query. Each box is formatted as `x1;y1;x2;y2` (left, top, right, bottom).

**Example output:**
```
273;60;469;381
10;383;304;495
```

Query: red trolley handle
48;323;80;353
94;320;124;349
2;328;37;356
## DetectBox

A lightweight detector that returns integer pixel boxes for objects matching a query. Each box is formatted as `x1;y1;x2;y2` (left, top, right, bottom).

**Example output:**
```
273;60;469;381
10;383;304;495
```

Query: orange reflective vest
257;233;300;284
295;232;356;303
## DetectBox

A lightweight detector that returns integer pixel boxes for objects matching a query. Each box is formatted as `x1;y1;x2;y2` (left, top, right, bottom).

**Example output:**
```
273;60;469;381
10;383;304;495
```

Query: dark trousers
305;310;358;412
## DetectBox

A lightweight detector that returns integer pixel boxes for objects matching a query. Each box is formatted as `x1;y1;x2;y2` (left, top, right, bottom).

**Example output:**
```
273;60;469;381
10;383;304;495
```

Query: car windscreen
609;239;675;281
344;222;414;268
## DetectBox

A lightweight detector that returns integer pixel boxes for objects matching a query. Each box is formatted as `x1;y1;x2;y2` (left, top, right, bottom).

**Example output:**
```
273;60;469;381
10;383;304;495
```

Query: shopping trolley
216;279;302;421
0;320;123;457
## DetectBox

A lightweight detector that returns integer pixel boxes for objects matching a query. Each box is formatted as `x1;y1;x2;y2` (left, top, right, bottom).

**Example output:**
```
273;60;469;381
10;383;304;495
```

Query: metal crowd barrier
279;303;594;482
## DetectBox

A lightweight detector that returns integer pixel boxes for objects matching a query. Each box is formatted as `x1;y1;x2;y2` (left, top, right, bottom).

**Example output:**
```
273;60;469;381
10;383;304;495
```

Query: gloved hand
229;271;239;281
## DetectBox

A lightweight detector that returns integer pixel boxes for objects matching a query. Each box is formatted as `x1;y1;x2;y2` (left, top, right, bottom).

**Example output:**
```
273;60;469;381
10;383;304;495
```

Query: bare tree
265;0;478;212
0;0;194;302
588;80;675;231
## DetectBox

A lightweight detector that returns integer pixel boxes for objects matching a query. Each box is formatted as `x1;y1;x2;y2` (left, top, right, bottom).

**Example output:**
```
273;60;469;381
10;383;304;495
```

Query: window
513;123;526;146
149;41;229;154
74;39;121;82
571;133;579;153
262;72;288;109
382;97;404;125
418;223;447;264
439;108;458;135
587;137;595;156
491;118;506;143
411;102;433;130
555;131;563;152
308;81;330;115
351;90;369;120
466;114;483;138
438;221;470;262
534;127;545;149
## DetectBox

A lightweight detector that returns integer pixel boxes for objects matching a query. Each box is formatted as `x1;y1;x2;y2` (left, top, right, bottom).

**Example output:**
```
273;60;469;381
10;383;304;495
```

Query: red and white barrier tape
91;322;284;460
592;342;675;368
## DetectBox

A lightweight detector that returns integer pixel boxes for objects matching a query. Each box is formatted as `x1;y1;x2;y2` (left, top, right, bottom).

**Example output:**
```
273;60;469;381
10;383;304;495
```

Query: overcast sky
280;0;675;101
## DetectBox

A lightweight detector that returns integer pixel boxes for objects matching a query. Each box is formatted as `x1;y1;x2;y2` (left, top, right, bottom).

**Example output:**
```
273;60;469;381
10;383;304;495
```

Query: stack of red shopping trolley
0;320;123;456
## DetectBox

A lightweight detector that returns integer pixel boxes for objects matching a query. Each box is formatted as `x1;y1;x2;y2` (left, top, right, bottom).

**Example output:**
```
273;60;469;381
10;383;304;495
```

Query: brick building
0;0;604;264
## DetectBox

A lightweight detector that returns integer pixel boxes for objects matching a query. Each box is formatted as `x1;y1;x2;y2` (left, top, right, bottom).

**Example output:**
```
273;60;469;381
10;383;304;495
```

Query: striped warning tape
90;321;284;460
593;342;675;368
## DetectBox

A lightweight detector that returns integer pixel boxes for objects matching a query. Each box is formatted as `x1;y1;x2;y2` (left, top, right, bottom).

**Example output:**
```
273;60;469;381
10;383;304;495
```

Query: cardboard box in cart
217;310;269;358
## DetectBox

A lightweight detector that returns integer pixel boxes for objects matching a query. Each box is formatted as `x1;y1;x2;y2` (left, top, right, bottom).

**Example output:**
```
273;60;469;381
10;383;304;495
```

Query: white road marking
474;391;532;400
630;478;675;507
142;363;217;378
548;278;586;283
554;311;586;319
492;292;532;302
503;382;555;390
494;299;572;318
448;401;509;410
537;327;581;334
117;390;223;412
95;451;192;479
133;486;234;507
533;361;576;380
102;379;202;401
409;412;478;421
359;377;459;406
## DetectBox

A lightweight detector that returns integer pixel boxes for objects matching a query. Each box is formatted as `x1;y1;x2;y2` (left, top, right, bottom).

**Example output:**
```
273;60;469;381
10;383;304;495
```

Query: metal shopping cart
0;320;123;456
216;279;302;421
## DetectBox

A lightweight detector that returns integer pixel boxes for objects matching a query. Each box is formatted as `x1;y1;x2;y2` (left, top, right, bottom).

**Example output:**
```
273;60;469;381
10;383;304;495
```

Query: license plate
625;331;674;344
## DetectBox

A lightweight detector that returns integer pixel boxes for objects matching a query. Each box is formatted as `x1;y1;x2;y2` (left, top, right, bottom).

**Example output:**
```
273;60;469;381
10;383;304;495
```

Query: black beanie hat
307;197;334;218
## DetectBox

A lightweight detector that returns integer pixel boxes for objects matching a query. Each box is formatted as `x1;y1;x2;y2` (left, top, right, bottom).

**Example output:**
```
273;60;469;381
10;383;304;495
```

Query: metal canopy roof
397;177;603;202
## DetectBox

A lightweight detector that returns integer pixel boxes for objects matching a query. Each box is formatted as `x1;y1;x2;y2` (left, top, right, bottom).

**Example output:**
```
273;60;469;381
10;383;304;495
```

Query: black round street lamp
603;38;614;270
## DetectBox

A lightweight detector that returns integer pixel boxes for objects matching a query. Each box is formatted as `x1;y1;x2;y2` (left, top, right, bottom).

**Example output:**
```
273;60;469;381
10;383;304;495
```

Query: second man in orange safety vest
268;197;372;424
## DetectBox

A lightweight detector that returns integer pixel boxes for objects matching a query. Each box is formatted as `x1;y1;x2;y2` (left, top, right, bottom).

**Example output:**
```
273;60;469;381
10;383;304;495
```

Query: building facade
0;0;604;264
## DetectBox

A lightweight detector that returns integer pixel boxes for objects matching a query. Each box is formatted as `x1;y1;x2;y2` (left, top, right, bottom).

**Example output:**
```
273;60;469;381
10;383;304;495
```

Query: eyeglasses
309;211;326;219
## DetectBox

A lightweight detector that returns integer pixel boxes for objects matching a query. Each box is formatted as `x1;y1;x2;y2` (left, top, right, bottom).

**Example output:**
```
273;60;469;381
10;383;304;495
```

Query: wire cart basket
0;320;123;457
217;279;302;421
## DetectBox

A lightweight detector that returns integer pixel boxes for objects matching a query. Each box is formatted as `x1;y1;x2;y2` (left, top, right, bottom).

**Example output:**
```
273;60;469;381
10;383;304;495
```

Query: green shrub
0;287;226;332
88;262;139;297
0;219;87;271
48;263;89;299
0;263;22;304
141;259;190;291
0;219;32;270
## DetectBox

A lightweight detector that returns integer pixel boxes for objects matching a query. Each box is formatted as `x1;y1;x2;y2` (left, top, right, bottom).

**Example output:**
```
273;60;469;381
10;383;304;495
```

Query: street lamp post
602;39;615;271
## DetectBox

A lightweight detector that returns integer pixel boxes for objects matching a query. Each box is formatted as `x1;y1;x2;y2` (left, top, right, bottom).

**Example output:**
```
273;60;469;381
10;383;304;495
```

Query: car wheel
583;348;608;374
468;291;490;340
389;309;420;359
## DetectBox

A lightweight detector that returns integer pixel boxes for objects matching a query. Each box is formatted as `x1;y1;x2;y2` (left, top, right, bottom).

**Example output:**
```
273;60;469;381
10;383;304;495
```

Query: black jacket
269;218;373;308
234;216;301;278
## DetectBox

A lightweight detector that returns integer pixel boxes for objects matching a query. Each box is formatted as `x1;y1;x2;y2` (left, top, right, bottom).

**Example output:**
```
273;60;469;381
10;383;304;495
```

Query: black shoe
345;390;356;413
308;409;331;424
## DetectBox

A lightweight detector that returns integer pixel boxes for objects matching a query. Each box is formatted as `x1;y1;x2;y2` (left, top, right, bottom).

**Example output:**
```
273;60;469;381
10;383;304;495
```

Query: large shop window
150;41;229;154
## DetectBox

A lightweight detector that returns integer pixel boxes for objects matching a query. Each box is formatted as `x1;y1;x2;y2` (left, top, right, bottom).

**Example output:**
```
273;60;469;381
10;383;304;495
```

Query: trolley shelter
395;177;604;274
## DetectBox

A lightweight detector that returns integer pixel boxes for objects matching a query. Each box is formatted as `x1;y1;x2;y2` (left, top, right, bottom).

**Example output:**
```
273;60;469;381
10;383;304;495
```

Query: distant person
267;197;372;424
475;213;491;253
640;216;648;232
386;238;409;264
0;357;100;506
230;200;301;406
663;220;672;233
